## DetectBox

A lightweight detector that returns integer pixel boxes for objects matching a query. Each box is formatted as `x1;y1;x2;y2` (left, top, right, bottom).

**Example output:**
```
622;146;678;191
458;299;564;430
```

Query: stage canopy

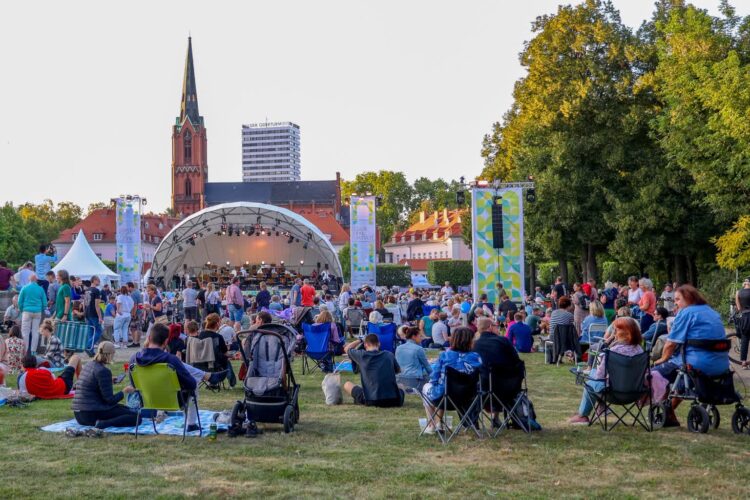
151;202;343;286
52;230;120;282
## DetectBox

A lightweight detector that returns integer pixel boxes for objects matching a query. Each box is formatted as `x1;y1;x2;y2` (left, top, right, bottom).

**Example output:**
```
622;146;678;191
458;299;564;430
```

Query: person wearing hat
71;341;140;429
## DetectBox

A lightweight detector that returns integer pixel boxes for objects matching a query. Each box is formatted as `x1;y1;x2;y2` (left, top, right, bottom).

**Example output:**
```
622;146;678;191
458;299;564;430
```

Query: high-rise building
242;122;301;182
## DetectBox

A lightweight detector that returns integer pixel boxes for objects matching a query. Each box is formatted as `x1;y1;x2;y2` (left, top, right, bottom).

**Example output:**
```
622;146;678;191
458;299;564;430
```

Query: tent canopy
52;230;120;281
151;202;343;286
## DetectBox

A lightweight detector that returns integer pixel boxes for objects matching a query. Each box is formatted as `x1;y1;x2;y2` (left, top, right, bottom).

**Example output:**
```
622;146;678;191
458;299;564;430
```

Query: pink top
639;291;656;316
227;285;244;308
594;343;643;380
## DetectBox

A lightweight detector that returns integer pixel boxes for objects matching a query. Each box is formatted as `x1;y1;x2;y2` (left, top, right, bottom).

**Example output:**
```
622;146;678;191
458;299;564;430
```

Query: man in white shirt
660;283;675;314
440;282;454;298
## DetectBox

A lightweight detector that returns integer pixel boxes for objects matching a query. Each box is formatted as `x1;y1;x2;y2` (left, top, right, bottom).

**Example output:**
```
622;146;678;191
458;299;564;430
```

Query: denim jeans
578;379;605;417
87;317;103;349
228;304;244;323
113;315;131;344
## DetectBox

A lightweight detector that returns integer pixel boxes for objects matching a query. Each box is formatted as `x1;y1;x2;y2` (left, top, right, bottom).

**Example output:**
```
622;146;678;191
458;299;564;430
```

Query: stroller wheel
283;405;295;433
702;404;720;430
231;401;246;428
650;402;668;430
731;407;750;434
687;405;710;434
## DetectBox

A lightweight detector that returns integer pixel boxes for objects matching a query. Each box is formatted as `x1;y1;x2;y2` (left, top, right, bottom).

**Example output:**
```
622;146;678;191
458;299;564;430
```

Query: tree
0;203;37;267
17;199;83;247
341;171;414;243
87;202;108;214
338;244;351;282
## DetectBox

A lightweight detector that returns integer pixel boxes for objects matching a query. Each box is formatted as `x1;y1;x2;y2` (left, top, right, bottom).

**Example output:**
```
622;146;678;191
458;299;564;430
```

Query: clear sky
0;0;731;212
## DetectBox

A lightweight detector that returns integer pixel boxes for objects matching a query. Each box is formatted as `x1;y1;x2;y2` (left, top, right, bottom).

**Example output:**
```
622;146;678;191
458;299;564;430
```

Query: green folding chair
129;363;201;441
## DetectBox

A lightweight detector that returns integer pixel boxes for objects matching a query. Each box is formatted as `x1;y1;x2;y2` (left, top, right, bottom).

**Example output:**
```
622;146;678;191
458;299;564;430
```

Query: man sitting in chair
343;334;405;408
132;323;226;432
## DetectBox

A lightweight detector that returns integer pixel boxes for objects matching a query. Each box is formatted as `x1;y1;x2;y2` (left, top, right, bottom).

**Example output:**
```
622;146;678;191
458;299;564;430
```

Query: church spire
179;36;201;126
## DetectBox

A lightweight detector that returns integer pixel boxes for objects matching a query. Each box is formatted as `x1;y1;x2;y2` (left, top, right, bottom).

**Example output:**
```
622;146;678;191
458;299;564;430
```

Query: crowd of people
1;247;745;437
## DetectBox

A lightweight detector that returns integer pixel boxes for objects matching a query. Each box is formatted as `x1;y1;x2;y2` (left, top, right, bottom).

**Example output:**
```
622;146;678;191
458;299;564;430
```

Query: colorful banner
471;188;525;304
350;196;377;289
116;197;142;285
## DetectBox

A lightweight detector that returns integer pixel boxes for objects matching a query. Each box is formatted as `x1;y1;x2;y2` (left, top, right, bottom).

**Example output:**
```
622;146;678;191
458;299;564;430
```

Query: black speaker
456;190;465;205
492;196;504;249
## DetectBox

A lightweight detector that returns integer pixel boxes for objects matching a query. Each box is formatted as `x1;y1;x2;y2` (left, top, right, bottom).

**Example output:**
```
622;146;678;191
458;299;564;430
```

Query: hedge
376;264;411;287
427;260;472;286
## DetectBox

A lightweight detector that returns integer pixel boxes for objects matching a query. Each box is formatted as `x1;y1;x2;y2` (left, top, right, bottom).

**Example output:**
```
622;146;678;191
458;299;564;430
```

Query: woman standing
72;342;140;429
734;277;750;369
638;278;657;334
114;286;134;349
572;283;589;335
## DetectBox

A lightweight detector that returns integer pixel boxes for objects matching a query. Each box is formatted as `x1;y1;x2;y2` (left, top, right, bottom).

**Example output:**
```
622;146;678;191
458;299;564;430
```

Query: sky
0;0;733;213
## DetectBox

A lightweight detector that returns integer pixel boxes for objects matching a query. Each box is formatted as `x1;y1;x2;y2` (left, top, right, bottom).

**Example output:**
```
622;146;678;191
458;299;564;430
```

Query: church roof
178;37;202;128
205;181;339;206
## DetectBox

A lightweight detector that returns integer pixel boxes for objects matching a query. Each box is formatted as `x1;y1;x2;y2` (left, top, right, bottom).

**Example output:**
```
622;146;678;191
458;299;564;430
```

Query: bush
338;244;351;282
376;264;411;287
427;260;472;286
698;266;738;320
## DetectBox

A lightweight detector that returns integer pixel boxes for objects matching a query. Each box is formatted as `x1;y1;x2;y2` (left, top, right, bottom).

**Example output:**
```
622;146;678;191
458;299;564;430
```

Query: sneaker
65;427;83;437
186;424;201;433
114;344;121;349
245;422;262;438
127;343;140;348
569;415;589;425
84;428;104;438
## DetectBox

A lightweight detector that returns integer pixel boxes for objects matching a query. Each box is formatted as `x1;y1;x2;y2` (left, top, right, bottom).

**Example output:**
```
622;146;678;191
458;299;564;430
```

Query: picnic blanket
334;361;353;372
41;410;228;437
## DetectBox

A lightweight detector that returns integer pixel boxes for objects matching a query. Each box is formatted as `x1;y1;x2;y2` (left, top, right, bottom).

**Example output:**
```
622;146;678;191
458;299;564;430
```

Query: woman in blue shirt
395;326;431;391
580;301;609;344
421;327;482;434
654;285;729;427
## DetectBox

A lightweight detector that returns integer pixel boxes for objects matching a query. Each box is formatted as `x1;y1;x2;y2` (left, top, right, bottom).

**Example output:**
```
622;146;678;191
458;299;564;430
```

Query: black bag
692;370;739;405
578;294;590;310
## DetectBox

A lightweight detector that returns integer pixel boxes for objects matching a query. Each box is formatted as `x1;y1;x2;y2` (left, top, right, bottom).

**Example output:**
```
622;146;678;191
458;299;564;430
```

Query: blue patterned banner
116;197;142;285
471;188;525;304
350;196;376;289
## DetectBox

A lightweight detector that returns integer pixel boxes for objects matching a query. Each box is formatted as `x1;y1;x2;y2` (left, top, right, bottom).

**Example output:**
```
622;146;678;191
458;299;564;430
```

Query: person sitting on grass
343;334;405;407
569;317;643;425
395;326;432;391
39;319;65;369
5;325;27;374
431;311;450;349
18;353;82;399
421;327;482;434
132;323;227;433
72;341;140;429
506;312;533;353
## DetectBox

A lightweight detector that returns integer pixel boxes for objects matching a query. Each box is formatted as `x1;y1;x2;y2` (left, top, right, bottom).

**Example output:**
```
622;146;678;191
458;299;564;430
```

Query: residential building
384;209;470;264
242;122;301;182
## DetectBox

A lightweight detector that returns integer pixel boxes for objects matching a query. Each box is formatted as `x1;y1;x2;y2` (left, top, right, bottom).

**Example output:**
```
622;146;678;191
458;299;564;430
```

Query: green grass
2;354;750;499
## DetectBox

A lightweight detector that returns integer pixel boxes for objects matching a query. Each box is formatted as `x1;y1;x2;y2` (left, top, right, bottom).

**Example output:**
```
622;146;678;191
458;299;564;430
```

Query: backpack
512;394;542;431
578;293;590;310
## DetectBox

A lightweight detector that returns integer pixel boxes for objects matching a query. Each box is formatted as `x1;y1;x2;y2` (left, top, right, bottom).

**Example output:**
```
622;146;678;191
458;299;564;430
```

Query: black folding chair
481;360;532;437
552;324;581;365
586;349;653;432
420;367;483;444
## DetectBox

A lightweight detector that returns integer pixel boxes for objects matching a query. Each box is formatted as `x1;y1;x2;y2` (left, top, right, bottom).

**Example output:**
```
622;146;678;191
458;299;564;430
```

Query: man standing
227;277;245;326
290;278;302;308
553;276;568;299
46;271;59;311
34;245;57;295
84;276;104;356
16;262;34;289
0;260;14;291
300;279;316;308
18;273;47;355
441;281;454;298
661;283;675;315
182;281;199;323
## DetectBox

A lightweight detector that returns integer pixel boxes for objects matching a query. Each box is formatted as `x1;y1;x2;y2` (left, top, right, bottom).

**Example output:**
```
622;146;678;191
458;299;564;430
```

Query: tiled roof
387;208;465;246
398;258;449;272
297;210;350;245
53;209;180;245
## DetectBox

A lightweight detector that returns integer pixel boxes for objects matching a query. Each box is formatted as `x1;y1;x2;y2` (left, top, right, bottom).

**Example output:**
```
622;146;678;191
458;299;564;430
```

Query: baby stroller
231;325;300;434
652;337;749;434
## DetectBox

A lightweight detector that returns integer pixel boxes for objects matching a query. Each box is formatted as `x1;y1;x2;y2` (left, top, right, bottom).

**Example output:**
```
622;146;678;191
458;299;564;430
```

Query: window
71;234;77;241
185;178;192;197
144;221;149;229
184;131;192;163
95;253;102;258
93;233;103;241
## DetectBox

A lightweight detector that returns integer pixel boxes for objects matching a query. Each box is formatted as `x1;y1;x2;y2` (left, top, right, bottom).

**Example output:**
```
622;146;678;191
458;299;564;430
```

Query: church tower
171;37;208;217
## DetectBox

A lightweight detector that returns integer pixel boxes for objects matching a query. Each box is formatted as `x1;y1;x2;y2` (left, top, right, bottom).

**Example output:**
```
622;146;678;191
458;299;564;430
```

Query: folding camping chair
302;322;334;375
344;308;366;338
586;349;653;432
420;367;483;444
586;323;609;368
422;305;440;318
366;322;398;353
481;359;532;437
552;324;581;365
185;336;224;391
129;362;201;442
54;320;94;353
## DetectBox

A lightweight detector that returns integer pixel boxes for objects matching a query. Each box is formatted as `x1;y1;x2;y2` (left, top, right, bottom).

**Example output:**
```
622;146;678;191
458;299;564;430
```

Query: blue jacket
133;348;197;391
71;361;123;412
18;282;47;313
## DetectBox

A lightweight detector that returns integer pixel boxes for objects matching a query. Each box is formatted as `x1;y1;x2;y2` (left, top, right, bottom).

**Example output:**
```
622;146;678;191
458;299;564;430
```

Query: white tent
52;230;120;282
151;202;343;286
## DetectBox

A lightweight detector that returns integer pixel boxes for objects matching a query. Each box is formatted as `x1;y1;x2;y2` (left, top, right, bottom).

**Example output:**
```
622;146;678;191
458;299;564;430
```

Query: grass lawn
1;352;749;499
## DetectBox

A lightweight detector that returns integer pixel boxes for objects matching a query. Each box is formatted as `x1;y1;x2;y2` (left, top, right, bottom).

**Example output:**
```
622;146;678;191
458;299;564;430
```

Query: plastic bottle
209;422;217;440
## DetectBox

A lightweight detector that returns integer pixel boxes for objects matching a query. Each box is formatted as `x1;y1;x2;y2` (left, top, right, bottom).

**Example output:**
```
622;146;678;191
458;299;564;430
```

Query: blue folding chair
367;322;398;353
302;323;334;374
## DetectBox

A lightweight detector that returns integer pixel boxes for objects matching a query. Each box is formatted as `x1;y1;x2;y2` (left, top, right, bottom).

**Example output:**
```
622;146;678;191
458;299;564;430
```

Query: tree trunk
665;257;673;285
580;247;588;283
586;244;597;283
674;255;687;285
688;255;698;285
558;256;568;285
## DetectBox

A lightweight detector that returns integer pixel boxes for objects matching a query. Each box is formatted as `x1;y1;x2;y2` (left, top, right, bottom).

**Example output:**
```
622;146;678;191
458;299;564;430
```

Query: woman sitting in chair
72;341;139;429
421;327;482;434
580;301;608;344
569;318;643;425
313;309;343;354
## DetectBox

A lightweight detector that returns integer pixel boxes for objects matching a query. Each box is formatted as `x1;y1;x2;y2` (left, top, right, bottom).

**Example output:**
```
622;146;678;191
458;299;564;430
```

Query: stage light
295;238;299;243
287;235;294;244
261;261;265;265
300;260;304;265
280;260;284;265
245;261;249;266
207;261;211;266
226;261;230;266
526;188;536;203
261;230;265;236
178;245;183;252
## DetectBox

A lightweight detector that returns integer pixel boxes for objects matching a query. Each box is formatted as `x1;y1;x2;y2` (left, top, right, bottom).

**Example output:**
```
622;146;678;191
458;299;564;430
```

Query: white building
383;208;471;264
242;122;301;182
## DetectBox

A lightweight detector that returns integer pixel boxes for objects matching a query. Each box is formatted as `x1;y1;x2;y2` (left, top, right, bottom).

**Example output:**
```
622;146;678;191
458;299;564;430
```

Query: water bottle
209;423;217;440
